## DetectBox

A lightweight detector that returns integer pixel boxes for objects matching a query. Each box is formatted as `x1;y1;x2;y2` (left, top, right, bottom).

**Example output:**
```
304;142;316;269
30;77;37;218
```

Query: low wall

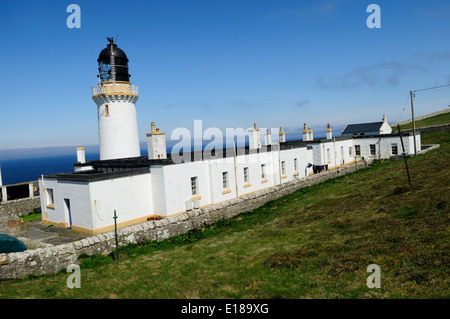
0;197;41;236
405;123;450;134
0;162;367;279
390;109;450;127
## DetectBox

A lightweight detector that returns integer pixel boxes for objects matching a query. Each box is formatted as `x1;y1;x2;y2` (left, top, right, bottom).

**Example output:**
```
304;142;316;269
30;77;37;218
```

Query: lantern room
97;37;131;82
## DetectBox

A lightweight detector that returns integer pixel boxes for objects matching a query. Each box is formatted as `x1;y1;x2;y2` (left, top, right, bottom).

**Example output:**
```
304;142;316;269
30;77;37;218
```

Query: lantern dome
97;37;130;82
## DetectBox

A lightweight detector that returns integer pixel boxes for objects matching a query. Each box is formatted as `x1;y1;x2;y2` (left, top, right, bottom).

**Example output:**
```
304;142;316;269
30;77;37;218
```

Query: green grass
392;111;450;132
20;212;42;223
0;130;449;299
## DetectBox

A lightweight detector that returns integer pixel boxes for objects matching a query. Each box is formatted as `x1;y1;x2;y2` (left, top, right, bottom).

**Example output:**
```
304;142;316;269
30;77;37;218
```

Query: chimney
264;129;272;145
76;147;86;164
302;123;308;141
146;122;167;159
326;123;332;139
279;126;286;143
249;122;261;149
308;128;314;141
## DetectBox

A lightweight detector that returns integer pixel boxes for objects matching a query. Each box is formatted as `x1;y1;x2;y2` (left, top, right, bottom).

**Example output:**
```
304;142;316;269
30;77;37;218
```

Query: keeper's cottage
38;39;421;235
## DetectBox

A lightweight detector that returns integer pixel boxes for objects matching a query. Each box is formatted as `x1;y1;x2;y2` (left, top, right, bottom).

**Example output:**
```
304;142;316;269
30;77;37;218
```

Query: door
64;198;72;228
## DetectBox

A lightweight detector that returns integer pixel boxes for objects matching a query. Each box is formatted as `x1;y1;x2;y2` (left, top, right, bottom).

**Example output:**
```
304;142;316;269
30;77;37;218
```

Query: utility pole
398;125;412;186
410;90;417;155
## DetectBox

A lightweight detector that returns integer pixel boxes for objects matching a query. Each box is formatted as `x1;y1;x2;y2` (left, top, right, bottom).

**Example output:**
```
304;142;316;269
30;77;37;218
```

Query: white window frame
222;172;229;189
191;177;198;196
47;188;54;205
370;144;376;156
243;167;249;183
261;164;266;179
392;143;398;155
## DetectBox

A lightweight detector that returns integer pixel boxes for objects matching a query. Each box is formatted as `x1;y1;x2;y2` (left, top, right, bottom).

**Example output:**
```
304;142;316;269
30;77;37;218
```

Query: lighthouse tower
91;38;141;160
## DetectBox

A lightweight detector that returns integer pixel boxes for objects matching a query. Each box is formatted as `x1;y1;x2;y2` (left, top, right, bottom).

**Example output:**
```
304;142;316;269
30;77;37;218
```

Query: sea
0;153;100;186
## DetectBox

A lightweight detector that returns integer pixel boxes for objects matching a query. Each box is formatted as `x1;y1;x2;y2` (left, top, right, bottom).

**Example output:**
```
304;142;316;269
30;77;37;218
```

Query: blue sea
0;153;100;186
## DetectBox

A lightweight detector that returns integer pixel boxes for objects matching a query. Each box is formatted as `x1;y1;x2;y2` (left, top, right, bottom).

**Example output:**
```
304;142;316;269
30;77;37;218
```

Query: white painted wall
380;121;392;134
88;173;152;230
95;96;141;160
353;135;417;161
39;178;91;229
147;133;167;160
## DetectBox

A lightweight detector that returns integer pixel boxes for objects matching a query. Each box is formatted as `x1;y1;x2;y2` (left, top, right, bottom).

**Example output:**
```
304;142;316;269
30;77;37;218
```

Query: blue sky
0;0;449;156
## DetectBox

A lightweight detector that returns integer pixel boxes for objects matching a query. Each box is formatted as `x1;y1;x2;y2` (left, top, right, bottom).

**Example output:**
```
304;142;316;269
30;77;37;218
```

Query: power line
397;93;411;123
413;83;450;93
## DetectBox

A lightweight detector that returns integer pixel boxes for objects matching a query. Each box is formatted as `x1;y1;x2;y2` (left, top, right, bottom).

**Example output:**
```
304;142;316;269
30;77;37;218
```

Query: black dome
97;38;131;82
98;45;128;62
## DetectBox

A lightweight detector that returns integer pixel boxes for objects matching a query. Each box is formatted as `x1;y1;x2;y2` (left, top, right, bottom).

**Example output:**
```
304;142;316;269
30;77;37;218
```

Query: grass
392;111;450;132
20;212;42;223
0;120;449;299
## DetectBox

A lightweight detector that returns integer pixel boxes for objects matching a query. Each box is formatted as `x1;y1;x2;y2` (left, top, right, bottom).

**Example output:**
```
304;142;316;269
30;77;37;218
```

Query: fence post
113;210;119;261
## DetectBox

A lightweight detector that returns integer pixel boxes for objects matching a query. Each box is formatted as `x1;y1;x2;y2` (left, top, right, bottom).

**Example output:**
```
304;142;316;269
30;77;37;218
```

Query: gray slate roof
342;122;383;135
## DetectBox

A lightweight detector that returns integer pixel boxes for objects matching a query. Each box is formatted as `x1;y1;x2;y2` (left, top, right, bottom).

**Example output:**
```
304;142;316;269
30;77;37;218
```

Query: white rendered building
38;39;421;235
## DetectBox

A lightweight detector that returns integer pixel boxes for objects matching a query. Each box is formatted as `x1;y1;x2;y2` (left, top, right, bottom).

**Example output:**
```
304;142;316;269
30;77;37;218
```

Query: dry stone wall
0;197;41;235
0;162;367;279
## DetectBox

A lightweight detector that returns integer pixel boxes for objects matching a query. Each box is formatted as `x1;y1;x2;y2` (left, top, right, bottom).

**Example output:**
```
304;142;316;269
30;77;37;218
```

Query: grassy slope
392;111;450;132
0;123;449;299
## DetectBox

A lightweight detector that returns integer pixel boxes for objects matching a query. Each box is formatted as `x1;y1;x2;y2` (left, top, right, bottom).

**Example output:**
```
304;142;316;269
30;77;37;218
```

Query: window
392;143;398;155
327;149;331;162
294;158;298;171
105;104;110;117
222;172;229;189
370;144;376;156
47;188;54;206
191;177;198;196
261;164;266;179
243;167;249;183
281;161;286;175
355;145;361;156
349;146;353;156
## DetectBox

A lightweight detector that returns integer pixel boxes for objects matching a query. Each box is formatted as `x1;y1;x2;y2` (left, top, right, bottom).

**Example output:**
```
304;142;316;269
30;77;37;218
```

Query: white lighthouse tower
91;38;141;160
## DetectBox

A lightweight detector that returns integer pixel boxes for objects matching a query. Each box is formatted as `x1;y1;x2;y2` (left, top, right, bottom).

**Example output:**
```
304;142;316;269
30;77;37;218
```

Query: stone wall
390;109;450;127
0;197;41;236
0;162;368;279
404;123;450;134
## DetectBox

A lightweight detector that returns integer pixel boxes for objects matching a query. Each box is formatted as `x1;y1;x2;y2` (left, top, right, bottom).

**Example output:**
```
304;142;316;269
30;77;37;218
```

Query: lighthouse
91;37;141;160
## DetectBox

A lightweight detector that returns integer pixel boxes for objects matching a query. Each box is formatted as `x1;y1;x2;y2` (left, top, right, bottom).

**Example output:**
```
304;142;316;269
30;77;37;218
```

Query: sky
0;0;449;158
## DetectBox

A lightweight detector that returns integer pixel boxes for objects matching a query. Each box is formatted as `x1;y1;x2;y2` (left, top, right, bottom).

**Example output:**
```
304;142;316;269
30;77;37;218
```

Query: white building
38;39;421;235
341;115;392;136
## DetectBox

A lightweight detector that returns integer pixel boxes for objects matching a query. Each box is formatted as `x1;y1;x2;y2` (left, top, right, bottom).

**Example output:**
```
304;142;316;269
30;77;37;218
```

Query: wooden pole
233;142;239;198
398;125;412;186
113;210;119;261
410;90;417;155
